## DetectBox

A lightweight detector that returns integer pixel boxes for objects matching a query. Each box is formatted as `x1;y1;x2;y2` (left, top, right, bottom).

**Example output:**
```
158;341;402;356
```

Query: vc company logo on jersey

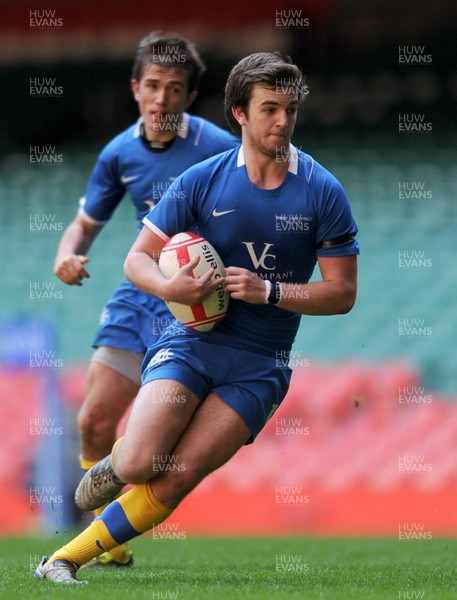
398;181;432;200
244;242;296;279
275;10;309;29
30;77;63;98
243;242;276;270
29;145;64;165
398;46;432;65
29;213;63;232
29;9;63;29
398;114;432;133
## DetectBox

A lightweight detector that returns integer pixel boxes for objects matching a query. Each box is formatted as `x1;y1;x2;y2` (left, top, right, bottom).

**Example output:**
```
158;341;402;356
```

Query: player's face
131;65;197;141
234;84;298;159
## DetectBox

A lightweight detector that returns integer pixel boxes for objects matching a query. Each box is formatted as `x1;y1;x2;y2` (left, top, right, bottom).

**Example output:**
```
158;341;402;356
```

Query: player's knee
77;405;93;437
77;402;116;439
115;451;204;489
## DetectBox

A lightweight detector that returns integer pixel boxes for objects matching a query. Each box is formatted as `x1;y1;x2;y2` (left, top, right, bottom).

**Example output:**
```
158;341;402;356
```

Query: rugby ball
158;232;229;331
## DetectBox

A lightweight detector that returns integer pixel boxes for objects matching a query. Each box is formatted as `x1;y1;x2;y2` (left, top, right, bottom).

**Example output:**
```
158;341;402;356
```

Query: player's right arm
54;136;126;286
54;214;104;286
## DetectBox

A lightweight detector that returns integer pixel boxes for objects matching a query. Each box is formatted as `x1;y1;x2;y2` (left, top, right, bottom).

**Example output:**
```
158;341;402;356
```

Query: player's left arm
224;254;357;315
280;254;357;315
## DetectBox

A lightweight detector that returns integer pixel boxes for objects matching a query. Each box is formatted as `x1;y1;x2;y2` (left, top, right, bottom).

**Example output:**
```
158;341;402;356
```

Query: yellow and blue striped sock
49;483;172;566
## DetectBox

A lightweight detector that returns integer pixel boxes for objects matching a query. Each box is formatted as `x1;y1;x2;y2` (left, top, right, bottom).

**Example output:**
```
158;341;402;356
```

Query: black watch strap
268;281;282;305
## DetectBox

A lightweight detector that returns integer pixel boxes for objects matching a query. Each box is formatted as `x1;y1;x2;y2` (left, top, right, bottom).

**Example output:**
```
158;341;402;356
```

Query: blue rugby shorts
141;334;292;443
92;279;173;353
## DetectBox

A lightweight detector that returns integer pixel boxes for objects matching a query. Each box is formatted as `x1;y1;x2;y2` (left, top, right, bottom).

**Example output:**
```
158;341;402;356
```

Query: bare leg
150;392;251;508
78;361;139;461
114;379;203;483
112;379;251;508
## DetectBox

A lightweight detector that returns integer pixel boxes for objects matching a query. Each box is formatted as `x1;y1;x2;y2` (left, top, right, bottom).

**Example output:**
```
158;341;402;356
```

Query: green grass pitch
0;535;455;599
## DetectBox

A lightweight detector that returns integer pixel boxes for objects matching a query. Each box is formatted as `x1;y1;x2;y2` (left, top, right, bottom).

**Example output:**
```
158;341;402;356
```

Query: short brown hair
224;52;308;136
132;32;206;92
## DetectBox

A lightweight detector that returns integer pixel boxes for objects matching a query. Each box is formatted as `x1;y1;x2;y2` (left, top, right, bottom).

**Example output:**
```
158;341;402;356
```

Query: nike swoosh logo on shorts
212;208;236;217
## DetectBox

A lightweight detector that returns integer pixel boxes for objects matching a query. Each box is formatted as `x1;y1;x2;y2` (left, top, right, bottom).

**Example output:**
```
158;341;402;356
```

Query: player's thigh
116;379;202;482
151;392;251;507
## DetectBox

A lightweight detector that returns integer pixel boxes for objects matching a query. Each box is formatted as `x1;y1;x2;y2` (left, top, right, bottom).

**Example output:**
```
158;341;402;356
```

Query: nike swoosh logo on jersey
121;175;139;184
212;208;236;217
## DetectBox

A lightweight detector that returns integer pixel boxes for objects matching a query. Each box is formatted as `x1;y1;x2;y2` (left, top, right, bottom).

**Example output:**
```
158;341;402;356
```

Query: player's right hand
164;255;222;305
54;255;90;286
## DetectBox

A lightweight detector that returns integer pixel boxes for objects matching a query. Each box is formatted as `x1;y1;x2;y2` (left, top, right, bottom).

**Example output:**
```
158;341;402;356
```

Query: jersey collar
236;144;298;175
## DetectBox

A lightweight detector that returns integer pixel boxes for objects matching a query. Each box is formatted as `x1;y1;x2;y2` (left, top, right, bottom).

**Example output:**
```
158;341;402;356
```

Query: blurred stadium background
1;0;456;538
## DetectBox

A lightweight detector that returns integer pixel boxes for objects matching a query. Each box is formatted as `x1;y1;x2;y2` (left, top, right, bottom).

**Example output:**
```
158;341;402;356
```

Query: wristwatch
268;281;282;305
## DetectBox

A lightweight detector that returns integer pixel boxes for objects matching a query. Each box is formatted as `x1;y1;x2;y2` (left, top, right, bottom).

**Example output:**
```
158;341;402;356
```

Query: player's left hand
224;267;266;304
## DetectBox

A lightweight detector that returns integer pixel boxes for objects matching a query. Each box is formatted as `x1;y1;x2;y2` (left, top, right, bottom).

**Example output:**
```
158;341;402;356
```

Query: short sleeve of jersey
142;170;199;238
311;163;359;258
79;144;124;224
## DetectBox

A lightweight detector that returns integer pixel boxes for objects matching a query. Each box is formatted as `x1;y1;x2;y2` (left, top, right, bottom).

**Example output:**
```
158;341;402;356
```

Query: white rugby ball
158;232;229;331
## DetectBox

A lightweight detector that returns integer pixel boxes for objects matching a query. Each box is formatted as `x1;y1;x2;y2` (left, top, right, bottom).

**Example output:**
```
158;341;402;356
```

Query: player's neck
145;129;179;144
140;121;179;151
242;143;290;190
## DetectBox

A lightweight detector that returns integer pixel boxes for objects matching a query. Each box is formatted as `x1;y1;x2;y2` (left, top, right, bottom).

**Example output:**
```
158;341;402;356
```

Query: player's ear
185;90;198;109
131;79;140;102
232;105;247;128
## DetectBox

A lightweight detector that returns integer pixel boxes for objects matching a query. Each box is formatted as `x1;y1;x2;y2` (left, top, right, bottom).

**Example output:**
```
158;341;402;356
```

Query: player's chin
266;139;289;157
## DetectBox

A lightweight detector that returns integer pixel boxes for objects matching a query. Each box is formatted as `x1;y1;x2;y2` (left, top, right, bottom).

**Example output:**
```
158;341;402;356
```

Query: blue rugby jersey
78;113;239;228
143;145;359;354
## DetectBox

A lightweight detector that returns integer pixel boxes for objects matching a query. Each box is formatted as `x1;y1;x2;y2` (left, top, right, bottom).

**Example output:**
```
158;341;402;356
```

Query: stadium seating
2;359;457;535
